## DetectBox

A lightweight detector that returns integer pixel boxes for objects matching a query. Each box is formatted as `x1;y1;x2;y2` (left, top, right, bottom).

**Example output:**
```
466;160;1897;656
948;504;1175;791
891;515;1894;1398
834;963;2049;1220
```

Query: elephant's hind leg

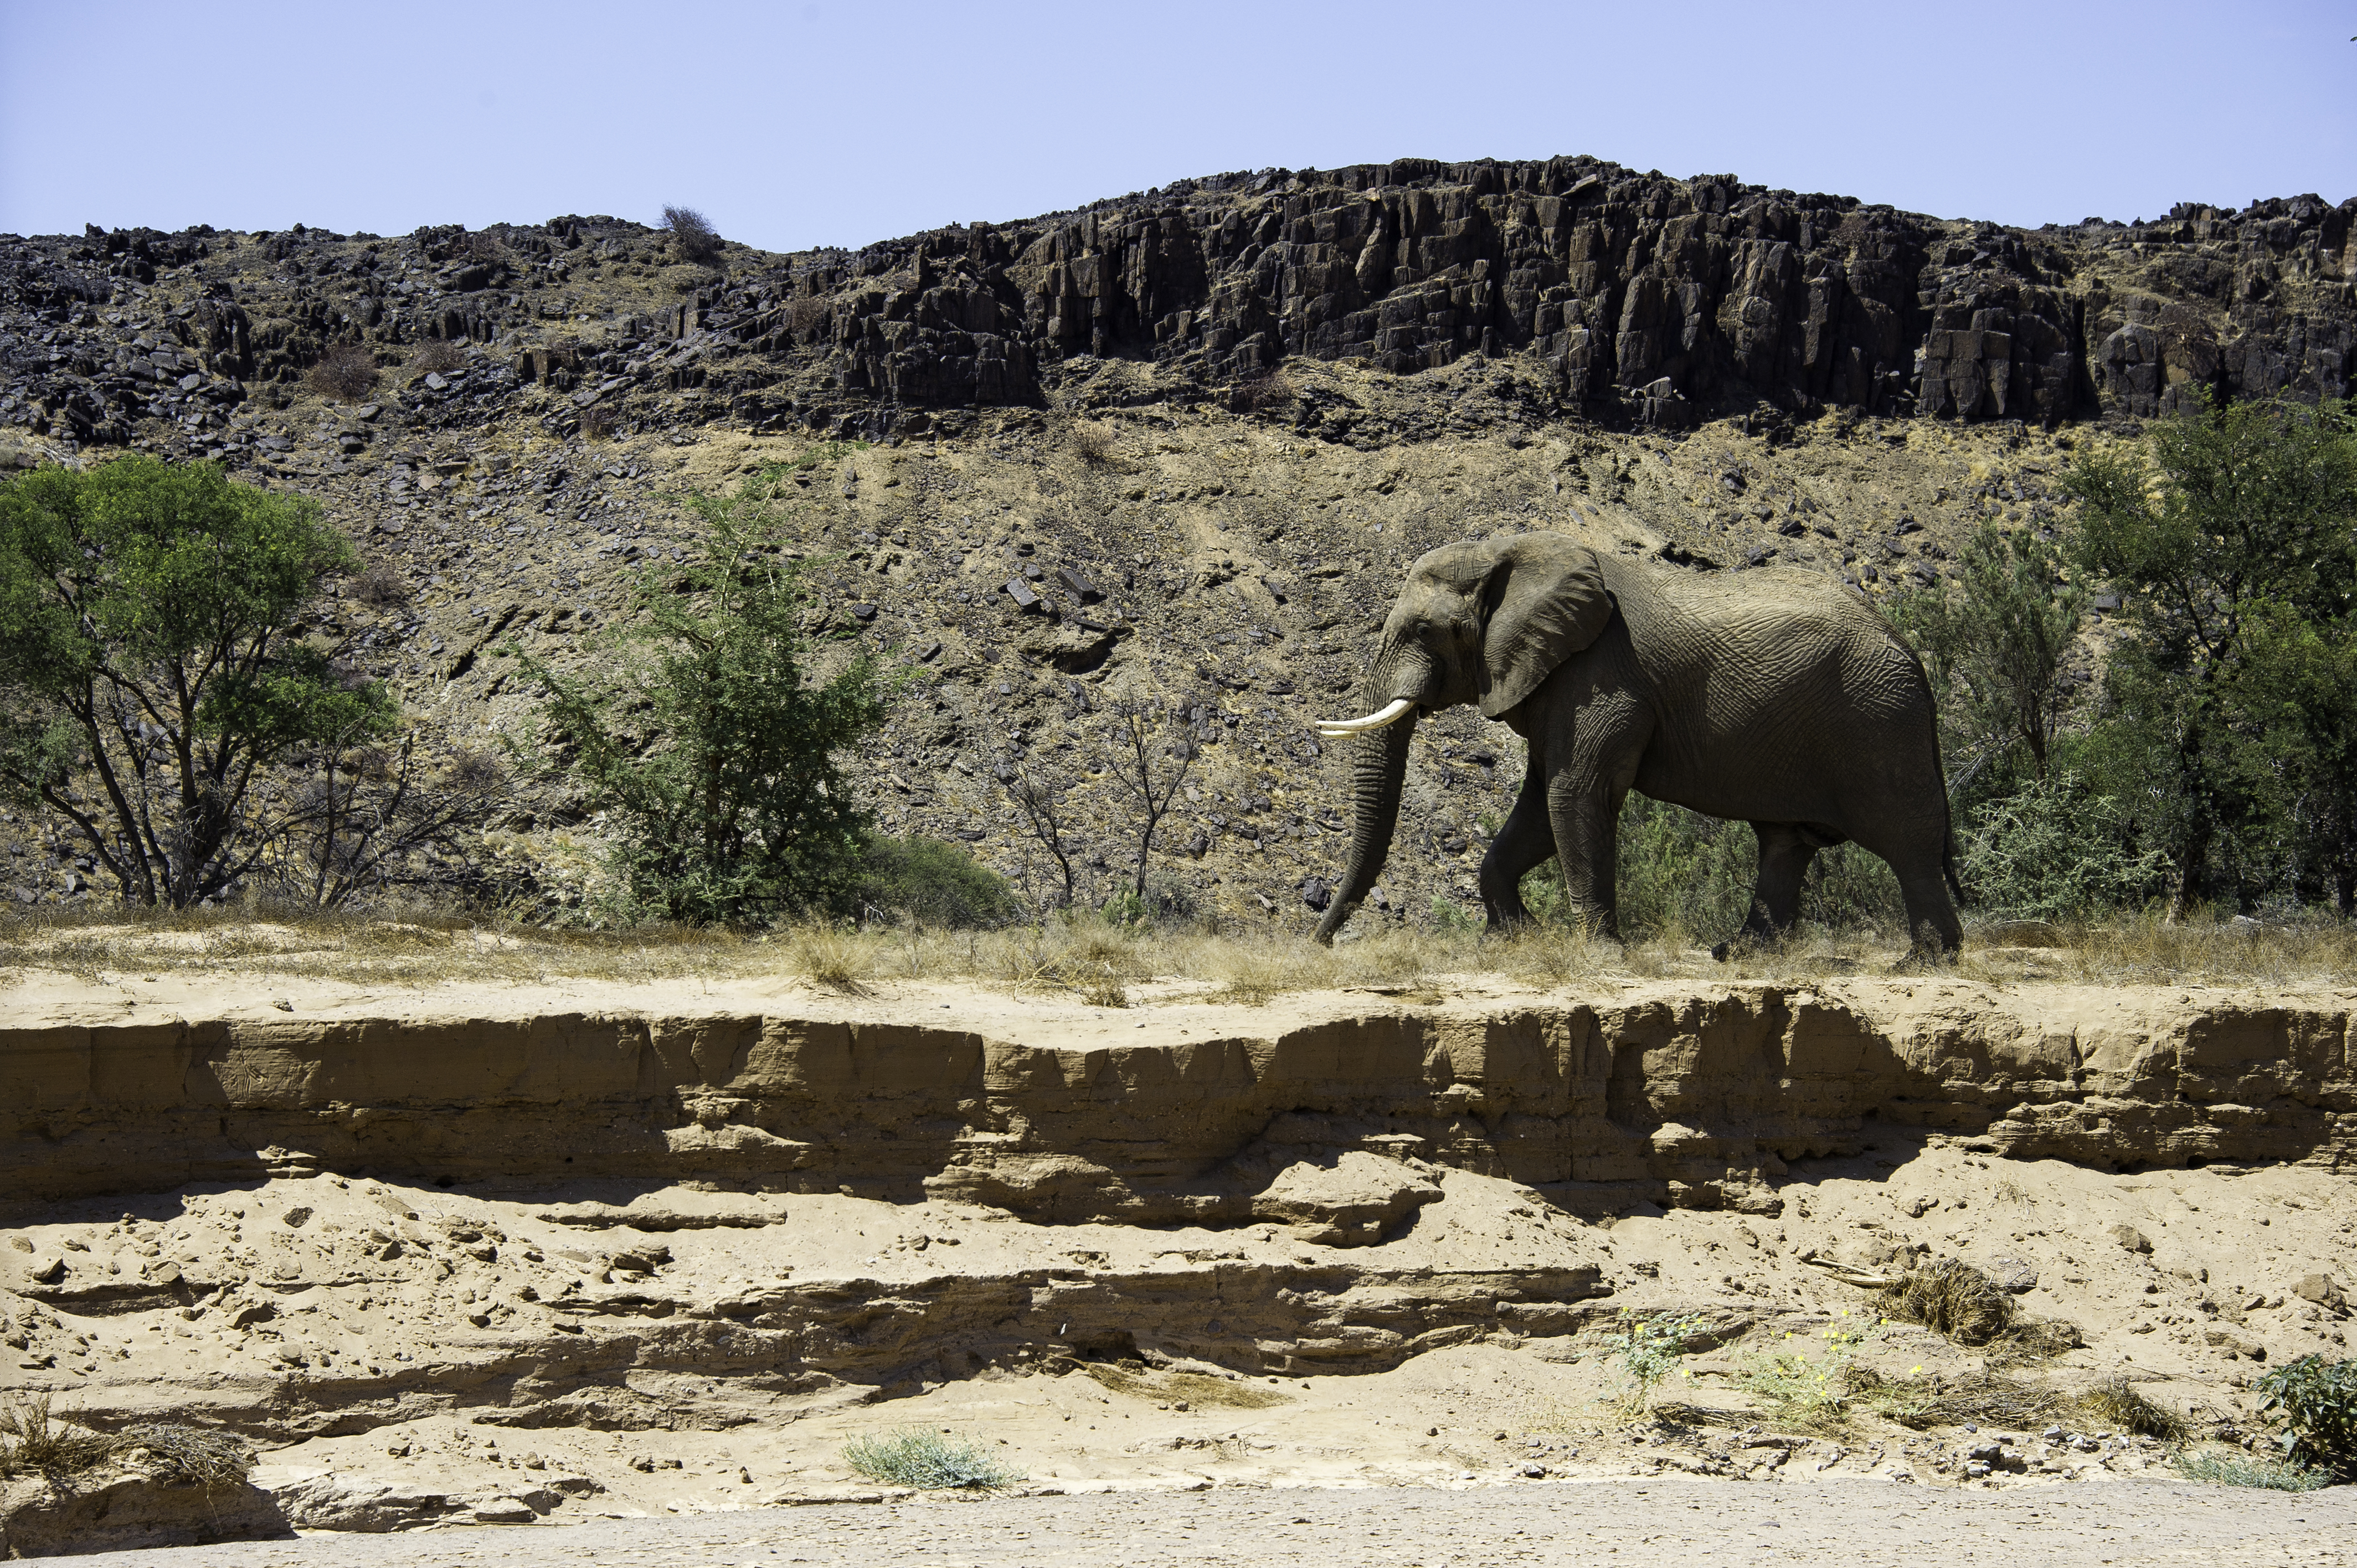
1727;822;1819;952
1478;765;1555;933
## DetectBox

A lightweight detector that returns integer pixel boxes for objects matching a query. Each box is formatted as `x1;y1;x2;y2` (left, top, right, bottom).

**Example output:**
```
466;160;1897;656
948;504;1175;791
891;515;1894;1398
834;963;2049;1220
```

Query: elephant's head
1311;533;1614;942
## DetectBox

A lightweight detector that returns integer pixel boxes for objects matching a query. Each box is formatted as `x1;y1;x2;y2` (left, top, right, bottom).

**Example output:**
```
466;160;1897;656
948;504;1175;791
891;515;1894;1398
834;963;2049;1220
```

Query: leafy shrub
409;338;465;374
1598;1310;1704;1419
1878;1258;2014;1346
305;342;378;401
2256;1354;2357;1478
1738;1311;1885;1431
841;1428;1021;1490
1957;771;2169;920
663;205;724;266
857;835;1017;929
2174;1447;2332;1490
513;466;888;926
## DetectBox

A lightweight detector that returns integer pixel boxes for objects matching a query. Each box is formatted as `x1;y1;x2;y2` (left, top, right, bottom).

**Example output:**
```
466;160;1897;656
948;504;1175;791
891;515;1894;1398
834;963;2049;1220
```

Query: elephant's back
1614;560;1941;816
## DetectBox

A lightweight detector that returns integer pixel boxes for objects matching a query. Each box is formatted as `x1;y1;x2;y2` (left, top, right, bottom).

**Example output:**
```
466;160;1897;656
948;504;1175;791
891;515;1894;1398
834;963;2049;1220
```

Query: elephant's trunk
1314;644;1424;943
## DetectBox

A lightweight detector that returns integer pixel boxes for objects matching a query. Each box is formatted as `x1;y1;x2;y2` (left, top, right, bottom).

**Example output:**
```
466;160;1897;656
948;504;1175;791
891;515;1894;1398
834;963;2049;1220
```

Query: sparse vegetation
1737;1312;1883;1432
2254;1353;2357;1478
408;338;466;374
0;1394;250;1489
2077;1374;2186;1442
2173;1446;2333;1490
663;205;724;267
1599;1311;1704;1420
0;455;398;908
511;465;889;926
304;342;379;401
841;1427;1021;1490
1079;1359;1289;1409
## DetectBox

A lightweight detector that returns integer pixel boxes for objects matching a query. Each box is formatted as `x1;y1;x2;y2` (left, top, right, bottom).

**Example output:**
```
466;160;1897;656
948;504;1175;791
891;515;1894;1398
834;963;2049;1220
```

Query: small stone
2106;1224;2152;1254
1989;1257;2039;1293
2293;1273;2344;1308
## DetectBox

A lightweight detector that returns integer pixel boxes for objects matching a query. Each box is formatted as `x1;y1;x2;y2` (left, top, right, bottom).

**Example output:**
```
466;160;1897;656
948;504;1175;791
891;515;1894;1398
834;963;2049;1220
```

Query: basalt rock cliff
0;157;2350;922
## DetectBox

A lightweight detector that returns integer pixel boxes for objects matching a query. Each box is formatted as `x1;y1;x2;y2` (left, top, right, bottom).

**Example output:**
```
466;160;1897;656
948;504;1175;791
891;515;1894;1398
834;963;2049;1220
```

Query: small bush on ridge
305;342;378;401
842;1428;1021;1490
663;205;724;266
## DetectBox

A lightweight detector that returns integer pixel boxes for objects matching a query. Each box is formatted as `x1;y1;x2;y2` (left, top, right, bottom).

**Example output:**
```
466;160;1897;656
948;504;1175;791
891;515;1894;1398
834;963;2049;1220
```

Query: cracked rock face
2;161;2351;931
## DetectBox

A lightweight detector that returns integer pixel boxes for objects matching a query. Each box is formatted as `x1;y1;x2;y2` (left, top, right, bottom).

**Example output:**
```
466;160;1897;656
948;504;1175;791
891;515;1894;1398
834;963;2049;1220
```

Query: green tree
514;466;889;925
2064;395;2357;914
1893;522;2086;782
0;456;388;907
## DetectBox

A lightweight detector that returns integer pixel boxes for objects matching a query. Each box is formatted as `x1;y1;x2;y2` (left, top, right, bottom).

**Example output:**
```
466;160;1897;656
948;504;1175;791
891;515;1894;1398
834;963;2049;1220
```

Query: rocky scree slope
1;157;2351;922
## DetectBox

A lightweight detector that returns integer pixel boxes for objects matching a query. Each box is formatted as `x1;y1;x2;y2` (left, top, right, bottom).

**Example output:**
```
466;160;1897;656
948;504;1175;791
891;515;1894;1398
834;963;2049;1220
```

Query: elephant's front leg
1477;762;1555;933
1545;770;1625;940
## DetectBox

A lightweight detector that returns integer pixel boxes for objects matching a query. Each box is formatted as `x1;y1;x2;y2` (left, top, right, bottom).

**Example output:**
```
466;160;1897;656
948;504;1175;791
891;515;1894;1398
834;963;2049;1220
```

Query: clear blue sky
4;1;2351;251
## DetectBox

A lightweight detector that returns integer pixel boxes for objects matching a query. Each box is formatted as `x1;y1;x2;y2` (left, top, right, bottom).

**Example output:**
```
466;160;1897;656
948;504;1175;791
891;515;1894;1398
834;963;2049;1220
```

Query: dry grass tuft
783;921;874;995
408;338;466;375
0;1395;249;1489
2078;1374;2187;1441
1068;421;1120;468
305;343;378;401
1857;1368;2068;1431
1878;1258;2015;1346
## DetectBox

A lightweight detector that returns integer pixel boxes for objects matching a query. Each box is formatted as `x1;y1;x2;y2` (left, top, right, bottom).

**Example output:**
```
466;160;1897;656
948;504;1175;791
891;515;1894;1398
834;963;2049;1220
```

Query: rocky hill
2;156;2352;924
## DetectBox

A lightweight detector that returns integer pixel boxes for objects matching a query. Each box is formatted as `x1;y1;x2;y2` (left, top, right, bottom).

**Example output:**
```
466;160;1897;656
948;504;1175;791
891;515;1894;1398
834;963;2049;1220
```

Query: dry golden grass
1077;1360;1289;1409
3;901;2350;1000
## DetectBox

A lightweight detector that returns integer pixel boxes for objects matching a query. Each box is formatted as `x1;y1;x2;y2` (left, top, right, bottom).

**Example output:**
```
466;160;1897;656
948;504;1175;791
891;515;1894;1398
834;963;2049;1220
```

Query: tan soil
2;966;2352;1549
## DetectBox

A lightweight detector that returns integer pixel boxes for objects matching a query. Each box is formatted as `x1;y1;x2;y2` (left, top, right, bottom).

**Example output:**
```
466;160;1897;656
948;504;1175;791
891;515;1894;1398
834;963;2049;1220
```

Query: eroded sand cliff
2;972;2351;1534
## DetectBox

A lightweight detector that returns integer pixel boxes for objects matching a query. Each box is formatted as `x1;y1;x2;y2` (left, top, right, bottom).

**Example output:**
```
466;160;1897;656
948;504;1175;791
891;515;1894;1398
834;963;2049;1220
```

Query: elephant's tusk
1314;698;1416;739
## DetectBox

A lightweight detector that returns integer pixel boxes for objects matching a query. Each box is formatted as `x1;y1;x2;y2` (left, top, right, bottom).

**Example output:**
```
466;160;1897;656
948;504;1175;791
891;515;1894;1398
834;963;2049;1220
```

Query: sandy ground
79;1475;2357;1567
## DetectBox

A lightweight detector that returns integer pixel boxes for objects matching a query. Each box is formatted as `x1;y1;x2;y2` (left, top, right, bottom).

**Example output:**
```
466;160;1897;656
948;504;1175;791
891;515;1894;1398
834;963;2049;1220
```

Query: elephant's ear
1477;535;1614;718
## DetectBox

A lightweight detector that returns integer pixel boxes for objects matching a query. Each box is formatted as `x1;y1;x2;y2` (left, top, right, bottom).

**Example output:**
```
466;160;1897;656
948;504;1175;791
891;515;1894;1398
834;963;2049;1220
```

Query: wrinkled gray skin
1315;534;1962;960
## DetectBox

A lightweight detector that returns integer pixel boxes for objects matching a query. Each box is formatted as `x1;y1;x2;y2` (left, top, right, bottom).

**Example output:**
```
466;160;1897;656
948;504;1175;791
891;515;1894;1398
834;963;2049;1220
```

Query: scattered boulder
1250;1151;1444;1247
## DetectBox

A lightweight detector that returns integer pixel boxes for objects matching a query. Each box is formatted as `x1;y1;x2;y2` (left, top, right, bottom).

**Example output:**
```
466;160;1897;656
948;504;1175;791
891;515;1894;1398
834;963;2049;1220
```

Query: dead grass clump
1859;1369;2068;1432
1079;1360;1289;1409
408;338;466;375
2078;1374;2187;1441
663;205;724;267
1232;369;1295;413
305;342;378;401
349;561;409;608
0;1396;250;1490
1878;1258;2014;1346
0;1395;117;1481
1069;421;1120;468
784;920;873;995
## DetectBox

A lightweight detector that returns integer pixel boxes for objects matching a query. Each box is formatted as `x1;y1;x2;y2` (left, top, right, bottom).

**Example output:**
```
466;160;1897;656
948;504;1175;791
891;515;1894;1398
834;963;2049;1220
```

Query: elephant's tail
1942;816;1965;908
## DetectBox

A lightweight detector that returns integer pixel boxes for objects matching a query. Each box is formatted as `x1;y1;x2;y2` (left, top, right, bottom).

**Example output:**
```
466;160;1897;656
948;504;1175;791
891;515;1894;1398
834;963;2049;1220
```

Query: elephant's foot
1479;896;1535;937
1712;927;1785;963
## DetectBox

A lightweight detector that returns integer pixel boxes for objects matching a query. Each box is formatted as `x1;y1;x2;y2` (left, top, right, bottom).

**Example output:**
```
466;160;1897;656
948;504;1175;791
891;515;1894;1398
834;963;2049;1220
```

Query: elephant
1311;531;1963;958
